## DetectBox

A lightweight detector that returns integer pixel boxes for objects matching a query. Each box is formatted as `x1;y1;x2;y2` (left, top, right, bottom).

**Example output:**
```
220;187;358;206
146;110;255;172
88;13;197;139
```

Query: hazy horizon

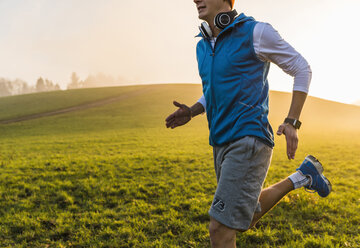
0;0;359;104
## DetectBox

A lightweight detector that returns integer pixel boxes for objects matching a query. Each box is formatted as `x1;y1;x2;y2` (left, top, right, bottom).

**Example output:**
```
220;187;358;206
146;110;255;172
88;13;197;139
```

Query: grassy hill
1;84;360;131
0;84;359;247
269;90;360;132
0;86;147;121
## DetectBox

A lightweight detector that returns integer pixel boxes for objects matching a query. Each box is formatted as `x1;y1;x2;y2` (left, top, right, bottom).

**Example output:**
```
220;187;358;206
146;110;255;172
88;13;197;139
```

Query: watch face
285;118;301;129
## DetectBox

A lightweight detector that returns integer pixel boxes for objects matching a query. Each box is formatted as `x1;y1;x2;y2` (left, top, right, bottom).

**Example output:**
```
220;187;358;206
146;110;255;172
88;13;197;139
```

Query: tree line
0;77;60;97
67;72;126;89
0;72;127;97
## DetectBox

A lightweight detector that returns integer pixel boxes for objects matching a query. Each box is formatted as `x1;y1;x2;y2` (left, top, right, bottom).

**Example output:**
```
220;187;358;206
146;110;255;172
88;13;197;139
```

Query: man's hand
277;123;298;160
165;101;192;129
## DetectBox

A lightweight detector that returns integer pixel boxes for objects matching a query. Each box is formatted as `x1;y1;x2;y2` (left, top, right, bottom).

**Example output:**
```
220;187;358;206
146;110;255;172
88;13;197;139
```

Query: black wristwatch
284;118;302;129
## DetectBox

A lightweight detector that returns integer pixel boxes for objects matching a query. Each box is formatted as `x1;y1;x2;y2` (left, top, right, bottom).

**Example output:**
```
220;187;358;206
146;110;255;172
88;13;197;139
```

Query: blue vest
196;13;274;147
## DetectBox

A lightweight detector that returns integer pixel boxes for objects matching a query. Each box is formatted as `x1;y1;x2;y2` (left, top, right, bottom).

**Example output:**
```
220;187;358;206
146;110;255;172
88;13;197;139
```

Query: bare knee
209;218;236;247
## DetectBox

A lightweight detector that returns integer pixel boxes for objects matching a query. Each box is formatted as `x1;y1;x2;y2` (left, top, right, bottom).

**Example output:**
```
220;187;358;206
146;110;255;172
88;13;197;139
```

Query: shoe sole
320;175;332;197
304;155;332;197
305;155;324;174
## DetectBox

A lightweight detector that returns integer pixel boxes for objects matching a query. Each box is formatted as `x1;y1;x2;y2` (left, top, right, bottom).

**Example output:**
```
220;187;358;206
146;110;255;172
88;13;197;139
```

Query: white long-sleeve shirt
197;22;312;109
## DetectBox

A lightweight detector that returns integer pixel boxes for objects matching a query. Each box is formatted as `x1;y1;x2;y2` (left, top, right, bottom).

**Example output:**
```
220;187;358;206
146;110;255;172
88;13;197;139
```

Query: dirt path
0;87;152;124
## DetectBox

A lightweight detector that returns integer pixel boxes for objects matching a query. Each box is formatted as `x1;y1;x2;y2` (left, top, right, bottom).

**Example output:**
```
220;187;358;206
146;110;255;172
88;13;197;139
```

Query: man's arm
254;22;312;159
286;91;307;120
165;101;205;129
277;91;307;160
254;23;312;94
190;102;206;118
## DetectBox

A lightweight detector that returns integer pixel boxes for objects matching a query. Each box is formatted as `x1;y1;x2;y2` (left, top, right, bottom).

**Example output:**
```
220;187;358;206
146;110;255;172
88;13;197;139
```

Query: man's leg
208;178;296;248
209;217;237;248
249;155;332;228
208;137;273;248
208;179;293;248
208;154;331;247
249;178;294;228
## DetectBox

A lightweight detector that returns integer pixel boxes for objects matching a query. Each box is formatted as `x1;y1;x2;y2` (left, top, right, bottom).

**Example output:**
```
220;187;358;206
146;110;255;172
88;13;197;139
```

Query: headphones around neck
199;9;238;39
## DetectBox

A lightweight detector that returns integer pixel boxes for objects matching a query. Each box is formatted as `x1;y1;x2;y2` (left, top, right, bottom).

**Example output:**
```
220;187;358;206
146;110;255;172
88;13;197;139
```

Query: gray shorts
209;136;273;230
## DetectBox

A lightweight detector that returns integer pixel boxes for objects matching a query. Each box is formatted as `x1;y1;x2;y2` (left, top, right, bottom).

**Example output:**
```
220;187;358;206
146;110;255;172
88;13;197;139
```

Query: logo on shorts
212;198;225;212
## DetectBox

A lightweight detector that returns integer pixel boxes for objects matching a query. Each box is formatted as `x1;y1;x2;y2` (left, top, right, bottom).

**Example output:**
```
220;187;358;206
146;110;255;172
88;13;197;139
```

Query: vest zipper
205;38;216;143
206;28;232;143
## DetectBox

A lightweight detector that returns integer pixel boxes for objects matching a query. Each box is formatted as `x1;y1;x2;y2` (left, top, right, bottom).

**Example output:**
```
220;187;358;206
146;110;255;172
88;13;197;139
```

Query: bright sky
0;0;359;104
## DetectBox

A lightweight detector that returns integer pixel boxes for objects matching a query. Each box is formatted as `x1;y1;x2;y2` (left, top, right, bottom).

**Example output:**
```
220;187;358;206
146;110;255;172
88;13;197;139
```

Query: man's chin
198;13;207;21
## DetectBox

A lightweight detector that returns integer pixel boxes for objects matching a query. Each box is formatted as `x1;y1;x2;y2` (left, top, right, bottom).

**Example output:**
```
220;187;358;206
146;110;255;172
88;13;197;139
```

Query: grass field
0;84;359;247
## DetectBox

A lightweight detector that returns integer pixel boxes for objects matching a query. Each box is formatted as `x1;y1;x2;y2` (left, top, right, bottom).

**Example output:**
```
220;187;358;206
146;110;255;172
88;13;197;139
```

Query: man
165;0;332;247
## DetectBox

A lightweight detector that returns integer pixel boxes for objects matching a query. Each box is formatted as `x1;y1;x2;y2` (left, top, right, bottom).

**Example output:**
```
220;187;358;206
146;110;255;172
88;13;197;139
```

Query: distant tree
82;74;96;88
45;79;52;89
68;72;80;89
36;77;46;92
0;78;35;96
0;76;61;97
66;72;129;90
0;78;12;97
82;73;117;88
44;79;61;91
21;81;33;94
11;79;29;95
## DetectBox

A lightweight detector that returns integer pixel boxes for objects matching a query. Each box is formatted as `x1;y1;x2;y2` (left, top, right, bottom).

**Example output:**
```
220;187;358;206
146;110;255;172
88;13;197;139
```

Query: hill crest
0;84;359;132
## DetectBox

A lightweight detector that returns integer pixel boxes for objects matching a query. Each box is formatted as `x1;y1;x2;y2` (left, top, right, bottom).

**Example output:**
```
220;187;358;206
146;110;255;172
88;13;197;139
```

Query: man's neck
208;22;221;38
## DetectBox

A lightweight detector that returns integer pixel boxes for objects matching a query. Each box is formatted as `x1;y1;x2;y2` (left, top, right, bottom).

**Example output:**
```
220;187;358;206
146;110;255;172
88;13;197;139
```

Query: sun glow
0;0;359;104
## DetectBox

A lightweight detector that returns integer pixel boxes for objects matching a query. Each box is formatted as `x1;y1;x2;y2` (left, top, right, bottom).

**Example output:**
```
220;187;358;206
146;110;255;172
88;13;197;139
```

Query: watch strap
284;118;302;129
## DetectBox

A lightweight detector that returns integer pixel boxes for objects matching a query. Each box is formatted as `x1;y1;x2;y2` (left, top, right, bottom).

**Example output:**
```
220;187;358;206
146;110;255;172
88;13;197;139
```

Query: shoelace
304;176;316;193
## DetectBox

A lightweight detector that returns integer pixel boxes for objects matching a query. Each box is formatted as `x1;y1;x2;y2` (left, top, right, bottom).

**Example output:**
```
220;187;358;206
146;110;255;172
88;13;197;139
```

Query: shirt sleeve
253;22;312;93
197;94;206;111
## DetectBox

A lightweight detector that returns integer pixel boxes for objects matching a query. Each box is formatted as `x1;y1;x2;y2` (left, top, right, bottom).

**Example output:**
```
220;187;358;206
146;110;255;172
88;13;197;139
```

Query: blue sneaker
296;155;332;197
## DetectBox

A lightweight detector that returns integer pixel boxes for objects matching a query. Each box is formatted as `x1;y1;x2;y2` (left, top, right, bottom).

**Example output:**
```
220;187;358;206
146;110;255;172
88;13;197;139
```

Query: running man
165;0;331;247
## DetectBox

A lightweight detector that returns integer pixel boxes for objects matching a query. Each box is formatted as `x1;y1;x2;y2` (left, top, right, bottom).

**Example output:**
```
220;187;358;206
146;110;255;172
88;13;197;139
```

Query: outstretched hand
277;123;298;160
165;101;192;129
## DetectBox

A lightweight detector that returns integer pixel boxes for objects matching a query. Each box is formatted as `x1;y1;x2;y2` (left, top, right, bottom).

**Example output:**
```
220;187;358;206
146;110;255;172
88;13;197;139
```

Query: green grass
0;84;359;247
0;86;146;120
